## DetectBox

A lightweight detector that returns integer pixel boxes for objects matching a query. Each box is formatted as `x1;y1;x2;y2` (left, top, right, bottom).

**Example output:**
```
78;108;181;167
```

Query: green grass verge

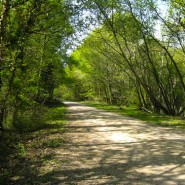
44;101;67;131
81;101;185;129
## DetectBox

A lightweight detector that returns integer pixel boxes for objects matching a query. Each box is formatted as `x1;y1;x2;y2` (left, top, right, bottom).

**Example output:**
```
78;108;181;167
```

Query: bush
13;104;49;132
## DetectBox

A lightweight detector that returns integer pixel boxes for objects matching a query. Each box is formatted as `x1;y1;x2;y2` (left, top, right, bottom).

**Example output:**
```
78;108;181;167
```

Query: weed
16;143;26;157
42;138;67;148
0;100;67;185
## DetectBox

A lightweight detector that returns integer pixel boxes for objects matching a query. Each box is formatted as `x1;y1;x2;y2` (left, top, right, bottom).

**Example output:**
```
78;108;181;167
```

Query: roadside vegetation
0;100;67;185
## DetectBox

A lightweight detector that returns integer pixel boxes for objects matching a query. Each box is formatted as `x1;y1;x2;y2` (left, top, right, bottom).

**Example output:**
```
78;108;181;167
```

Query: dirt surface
40;101;185;185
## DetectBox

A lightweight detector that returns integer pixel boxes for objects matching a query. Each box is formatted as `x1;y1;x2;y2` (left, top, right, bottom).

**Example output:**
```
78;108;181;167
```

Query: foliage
0;0;73;131
16;143;26;157
64;0;185;116
1;0;185;128
0;100;67;184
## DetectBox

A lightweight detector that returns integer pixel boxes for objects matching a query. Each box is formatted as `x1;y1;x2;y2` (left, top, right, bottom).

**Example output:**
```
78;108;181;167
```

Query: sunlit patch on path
109;132;137;142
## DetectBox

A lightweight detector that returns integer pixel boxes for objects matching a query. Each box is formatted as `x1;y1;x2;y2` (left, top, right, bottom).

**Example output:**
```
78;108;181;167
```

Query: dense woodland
0;0;74;131
0;0;185;131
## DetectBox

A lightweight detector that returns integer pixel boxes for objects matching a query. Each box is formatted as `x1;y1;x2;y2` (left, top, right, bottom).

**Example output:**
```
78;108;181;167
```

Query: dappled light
28;101;185;185
2;101;185;184
2;0;185;183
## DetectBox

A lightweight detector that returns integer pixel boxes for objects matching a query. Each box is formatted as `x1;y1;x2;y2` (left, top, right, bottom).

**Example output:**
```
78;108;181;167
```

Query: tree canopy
64;0;185;116
1;0;185;131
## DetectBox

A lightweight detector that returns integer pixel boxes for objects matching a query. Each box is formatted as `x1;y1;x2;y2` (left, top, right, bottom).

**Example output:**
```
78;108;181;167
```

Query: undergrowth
0;100;67;185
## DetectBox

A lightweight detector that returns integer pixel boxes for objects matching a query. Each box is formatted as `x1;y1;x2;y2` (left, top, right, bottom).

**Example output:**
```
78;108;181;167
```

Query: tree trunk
0;0;10;130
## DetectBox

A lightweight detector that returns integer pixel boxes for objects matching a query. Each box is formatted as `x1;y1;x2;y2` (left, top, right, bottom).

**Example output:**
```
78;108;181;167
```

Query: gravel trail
47;101;185;185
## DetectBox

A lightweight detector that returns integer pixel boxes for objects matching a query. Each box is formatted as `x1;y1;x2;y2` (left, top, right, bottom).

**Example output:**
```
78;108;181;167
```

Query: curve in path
51;101;185;185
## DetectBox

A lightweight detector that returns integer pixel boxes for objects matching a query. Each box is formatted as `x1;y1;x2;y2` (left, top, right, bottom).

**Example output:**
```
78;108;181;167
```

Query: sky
66;0;169;55
154;0;169;39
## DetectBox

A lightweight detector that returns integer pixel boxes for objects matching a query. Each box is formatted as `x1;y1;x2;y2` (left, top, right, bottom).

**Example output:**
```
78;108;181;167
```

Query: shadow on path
35;101;185;185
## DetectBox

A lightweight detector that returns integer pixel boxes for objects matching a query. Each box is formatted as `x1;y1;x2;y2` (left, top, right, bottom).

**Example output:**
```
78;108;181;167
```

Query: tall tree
67;0;185;115
0;0;73;130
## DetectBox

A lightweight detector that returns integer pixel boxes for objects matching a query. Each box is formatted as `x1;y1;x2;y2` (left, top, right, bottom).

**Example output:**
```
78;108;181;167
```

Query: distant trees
65;0;185;116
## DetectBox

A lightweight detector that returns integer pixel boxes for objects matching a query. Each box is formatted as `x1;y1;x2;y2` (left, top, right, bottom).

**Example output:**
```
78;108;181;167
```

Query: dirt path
43;101;185;185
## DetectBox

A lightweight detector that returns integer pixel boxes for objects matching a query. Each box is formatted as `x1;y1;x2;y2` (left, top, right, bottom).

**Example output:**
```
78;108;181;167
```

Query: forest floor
1;101;185;184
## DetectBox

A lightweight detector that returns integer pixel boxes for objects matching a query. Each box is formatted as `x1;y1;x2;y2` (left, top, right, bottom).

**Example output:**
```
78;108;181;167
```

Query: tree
67;0;185;116
0;0;73;130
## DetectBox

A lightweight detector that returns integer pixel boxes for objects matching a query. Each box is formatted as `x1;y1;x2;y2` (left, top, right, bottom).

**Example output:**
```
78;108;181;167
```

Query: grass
81;101;185;129
42;138;67;148
0;100;68;185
